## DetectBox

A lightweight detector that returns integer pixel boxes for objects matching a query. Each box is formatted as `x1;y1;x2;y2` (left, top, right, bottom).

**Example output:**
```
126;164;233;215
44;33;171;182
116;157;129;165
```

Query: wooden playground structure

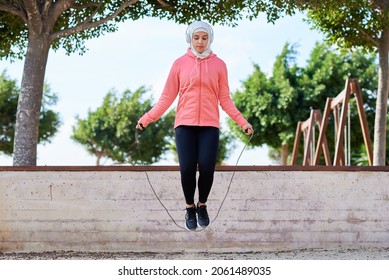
291;78;373;166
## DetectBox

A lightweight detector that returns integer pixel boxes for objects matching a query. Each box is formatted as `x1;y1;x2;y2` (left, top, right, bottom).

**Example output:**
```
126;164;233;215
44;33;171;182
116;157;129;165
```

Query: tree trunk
13;34;50;166
280;144;289;165
374;31;389;166
96;154;101;166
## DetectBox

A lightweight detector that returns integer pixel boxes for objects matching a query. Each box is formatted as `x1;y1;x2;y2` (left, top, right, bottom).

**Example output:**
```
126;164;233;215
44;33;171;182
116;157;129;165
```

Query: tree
228;44;301;165
72;86;174;165
249;0;389;165
0;71;61;156
0;0;262;166
229;42;378;165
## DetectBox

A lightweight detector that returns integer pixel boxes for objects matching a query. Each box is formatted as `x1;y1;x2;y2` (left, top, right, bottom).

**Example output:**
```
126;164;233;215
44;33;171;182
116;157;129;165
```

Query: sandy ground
1;248;389;260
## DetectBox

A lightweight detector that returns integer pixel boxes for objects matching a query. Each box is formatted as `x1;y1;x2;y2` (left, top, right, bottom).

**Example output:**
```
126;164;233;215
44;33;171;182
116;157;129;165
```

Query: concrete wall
1;167;389;253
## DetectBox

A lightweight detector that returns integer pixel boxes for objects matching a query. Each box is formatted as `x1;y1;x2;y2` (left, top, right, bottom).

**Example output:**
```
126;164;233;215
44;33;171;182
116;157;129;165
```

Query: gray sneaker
185;206;197;231
197;205;210;228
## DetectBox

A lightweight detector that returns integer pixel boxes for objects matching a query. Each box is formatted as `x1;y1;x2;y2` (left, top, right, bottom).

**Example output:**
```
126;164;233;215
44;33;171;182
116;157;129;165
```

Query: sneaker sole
185;223;197;231
197;220;210;228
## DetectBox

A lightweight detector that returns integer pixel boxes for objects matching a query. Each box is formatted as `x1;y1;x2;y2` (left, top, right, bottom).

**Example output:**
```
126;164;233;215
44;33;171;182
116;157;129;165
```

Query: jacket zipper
198;60;202;125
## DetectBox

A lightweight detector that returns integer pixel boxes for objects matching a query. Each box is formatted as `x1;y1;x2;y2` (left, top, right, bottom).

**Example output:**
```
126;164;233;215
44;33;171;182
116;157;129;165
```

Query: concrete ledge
1;166;389;253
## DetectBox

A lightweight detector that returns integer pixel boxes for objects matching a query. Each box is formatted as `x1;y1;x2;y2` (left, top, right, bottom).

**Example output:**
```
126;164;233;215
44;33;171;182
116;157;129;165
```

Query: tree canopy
0;0;276;61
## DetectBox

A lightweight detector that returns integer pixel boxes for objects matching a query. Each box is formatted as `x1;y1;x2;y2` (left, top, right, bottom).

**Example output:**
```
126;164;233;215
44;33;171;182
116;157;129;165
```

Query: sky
0;13;324;166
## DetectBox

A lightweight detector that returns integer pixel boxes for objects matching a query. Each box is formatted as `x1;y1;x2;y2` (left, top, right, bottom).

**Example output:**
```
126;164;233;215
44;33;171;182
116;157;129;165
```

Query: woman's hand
135;122;145;130
241;123;254;135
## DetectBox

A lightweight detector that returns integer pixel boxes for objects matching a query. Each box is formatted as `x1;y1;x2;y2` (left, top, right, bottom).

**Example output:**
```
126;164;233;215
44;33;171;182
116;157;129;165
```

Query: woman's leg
197;126;219;204
175;126;198;205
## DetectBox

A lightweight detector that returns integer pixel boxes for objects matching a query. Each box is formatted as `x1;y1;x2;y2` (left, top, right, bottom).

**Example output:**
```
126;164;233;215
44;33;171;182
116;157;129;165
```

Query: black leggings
175;126;219;205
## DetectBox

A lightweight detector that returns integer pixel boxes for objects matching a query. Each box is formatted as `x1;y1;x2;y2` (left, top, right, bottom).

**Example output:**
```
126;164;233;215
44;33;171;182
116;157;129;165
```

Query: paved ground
1;248;389;260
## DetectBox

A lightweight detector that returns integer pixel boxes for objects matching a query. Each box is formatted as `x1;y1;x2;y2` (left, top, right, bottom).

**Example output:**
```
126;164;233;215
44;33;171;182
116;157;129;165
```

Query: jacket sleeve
218;62;247;127
138;62;179;127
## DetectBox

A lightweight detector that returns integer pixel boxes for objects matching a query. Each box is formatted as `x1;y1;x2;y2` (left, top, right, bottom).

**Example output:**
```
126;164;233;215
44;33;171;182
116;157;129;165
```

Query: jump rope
135;127;253;232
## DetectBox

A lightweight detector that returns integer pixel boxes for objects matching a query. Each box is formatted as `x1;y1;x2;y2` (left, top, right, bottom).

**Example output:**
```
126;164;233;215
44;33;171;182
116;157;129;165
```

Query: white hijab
186;21;214;59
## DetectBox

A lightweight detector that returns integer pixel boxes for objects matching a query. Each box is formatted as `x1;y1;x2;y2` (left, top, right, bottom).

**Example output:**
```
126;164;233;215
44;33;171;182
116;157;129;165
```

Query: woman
136;21;253;231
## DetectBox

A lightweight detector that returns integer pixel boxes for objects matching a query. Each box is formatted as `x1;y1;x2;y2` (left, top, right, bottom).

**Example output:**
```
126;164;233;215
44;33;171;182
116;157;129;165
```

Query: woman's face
192;31;209;54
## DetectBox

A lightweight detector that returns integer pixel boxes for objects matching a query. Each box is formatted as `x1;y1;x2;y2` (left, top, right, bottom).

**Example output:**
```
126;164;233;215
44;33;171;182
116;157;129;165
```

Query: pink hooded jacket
138;48;247;129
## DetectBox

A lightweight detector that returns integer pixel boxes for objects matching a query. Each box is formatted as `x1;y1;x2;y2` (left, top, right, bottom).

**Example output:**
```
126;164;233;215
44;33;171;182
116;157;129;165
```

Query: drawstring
178;54;214;95
135;128;253;232
178;60;200;95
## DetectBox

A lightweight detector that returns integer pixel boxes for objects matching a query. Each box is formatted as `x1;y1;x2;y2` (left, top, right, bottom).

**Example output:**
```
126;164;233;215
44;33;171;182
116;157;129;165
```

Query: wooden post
291;109;331;165
290;121;302;165
350;79;374;165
